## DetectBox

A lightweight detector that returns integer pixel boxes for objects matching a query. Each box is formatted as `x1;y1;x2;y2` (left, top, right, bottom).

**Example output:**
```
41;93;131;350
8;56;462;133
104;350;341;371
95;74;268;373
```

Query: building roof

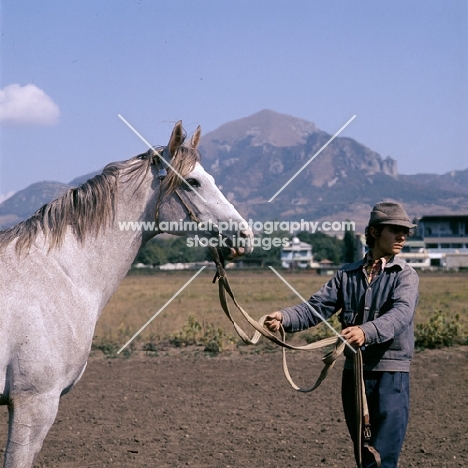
282;236;312;250
419;214;468;221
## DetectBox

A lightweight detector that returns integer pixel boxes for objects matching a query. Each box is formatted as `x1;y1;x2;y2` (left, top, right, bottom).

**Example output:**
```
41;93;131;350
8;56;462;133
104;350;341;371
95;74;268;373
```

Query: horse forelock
161;145;202;195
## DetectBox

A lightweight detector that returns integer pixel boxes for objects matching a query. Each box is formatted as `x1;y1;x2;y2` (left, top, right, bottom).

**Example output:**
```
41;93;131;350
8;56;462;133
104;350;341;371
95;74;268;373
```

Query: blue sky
1;0;467;202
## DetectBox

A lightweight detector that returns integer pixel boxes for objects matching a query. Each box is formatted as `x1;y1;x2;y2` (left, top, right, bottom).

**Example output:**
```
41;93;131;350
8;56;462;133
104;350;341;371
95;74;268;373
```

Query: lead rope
209;246;380;468
354;348;381;467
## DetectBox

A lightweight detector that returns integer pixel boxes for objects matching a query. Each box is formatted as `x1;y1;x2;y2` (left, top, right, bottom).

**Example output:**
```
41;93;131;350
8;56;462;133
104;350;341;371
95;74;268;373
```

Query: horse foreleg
4;392;60;468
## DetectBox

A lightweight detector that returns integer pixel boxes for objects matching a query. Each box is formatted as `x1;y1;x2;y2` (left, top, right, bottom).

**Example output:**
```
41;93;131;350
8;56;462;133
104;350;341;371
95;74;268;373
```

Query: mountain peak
200;109;317;157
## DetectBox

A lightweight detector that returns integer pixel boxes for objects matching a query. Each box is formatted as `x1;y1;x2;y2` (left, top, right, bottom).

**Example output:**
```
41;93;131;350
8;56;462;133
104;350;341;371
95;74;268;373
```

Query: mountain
69;171;101;187
0;181;72;229
0;170;101;230
1;110;467;232
197;110;468;230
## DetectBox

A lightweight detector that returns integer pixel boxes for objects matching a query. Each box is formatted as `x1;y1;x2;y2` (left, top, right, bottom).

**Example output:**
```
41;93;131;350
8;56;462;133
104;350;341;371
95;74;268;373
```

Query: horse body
0;121;253;467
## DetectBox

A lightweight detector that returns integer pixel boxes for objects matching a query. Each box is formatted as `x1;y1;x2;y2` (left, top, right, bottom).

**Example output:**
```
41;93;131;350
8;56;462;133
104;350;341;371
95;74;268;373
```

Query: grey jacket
280;256;419;372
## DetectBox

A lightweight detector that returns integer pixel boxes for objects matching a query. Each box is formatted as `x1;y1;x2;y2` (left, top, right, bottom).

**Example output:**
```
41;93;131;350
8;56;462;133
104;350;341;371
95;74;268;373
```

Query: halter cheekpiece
137;146;168;180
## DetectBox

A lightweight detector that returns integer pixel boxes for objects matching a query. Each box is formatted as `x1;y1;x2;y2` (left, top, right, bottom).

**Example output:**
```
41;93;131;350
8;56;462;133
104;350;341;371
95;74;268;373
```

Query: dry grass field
95;268;468;352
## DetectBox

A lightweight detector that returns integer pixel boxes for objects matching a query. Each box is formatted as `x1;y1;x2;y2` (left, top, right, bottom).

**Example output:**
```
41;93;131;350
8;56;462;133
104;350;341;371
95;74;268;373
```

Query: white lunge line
268;266;356;353
118;114;158;151
117;266;206;354
268;114;356;202
117;114;207;202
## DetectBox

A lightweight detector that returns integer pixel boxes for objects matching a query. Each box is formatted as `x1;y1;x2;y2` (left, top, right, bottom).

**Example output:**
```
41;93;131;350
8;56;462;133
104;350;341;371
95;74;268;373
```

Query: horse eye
185;178;200;188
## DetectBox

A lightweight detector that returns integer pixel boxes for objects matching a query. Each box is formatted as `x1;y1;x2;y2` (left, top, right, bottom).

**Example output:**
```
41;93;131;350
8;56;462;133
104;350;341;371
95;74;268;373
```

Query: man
265;202;419;468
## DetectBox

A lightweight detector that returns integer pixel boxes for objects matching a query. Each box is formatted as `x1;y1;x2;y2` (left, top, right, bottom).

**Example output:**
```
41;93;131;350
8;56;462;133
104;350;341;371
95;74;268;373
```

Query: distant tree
244;231;286;267
297;231;343;265
342;227;356;263
134;236;206;265
134;239;168;265
165;236;206;263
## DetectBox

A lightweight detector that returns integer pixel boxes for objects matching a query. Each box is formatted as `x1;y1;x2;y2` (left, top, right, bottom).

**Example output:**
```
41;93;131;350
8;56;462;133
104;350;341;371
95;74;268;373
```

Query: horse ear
167;120;185;157
189;125;202;149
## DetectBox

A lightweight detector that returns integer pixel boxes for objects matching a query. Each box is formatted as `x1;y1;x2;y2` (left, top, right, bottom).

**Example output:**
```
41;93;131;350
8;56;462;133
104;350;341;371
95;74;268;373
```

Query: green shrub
169;314;202;347
92;338;120;357
303;315;341;344
415;310;467;349
200;323;227;355
169;314;232;355
91;324;139;357
143;342;159;356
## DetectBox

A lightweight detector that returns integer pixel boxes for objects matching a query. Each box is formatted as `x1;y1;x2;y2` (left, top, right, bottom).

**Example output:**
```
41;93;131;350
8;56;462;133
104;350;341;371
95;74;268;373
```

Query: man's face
372;225;409;257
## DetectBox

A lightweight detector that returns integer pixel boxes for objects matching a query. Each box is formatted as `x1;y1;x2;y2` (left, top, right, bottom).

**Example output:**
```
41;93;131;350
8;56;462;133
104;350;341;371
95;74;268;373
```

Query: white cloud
0;83;60;126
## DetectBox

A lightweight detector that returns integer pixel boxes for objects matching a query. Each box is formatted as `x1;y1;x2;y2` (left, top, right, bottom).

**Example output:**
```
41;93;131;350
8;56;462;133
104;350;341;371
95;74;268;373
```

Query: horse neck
50;179;157;310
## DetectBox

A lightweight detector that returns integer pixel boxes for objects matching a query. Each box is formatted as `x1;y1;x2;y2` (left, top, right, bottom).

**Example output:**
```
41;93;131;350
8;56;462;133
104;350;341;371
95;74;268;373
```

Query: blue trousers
341;370;410;468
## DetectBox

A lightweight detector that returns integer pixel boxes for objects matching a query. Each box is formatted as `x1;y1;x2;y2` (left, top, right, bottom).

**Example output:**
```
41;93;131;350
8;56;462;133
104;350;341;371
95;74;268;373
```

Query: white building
397;239;431;270
281;237;316;269
417;214;468;269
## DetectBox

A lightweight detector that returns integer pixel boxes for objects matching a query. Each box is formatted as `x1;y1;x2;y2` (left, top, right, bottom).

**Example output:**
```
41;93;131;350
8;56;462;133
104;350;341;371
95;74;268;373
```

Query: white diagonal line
268;266;356;353
268;114;356;202
118;114;158;151
118;114;207;202
117;266;206;354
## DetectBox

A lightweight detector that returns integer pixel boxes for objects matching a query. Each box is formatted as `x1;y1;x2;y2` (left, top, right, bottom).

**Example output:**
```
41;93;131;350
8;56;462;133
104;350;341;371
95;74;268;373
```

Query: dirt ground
1;346;466;468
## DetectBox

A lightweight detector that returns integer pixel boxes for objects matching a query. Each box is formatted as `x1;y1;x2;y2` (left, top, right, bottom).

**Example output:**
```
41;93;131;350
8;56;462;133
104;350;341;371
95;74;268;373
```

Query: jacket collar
342;254;407;272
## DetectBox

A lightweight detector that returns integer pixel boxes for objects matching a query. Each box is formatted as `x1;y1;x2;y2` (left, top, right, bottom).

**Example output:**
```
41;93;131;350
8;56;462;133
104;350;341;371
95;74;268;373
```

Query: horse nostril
239;229;250;238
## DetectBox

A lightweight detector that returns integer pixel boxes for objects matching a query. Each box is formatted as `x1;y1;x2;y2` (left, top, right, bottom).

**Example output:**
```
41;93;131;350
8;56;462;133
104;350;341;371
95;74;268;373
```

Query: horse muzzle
219;228;254;260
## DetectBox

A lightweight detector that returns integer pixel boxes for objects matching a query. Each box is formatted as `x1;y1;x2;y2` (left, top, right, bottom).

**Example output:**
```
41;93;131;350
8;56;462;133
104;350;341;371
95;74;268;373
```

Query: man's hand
264;311;283;332
341;326;366;348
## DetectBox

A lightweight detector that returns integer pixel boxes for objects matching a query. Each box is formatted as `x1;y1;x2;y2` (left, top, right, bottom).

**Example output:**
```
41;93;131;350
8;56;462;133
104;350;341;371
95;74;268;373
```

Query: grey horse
0;121;253;467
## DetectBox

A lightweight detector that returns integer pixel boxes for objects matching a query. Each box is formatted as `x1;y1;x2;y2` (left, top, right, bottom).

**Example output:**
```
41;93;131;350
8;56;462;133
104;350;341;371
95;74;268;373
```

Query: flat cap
368;202;416;229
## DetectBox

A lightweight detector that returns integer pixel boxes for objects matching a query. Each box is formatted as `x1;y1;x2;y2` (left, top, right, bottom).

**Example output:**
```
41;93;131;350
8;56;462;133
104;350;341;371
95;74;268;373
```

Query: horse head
148;121;253;260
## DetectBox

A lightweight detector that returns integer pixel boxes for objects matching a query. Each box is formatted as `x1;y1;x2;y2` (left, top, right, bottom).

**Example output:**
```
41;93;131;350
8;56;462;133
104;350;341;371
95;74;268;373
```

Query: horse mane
0;141;201;255
0;162;129;255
